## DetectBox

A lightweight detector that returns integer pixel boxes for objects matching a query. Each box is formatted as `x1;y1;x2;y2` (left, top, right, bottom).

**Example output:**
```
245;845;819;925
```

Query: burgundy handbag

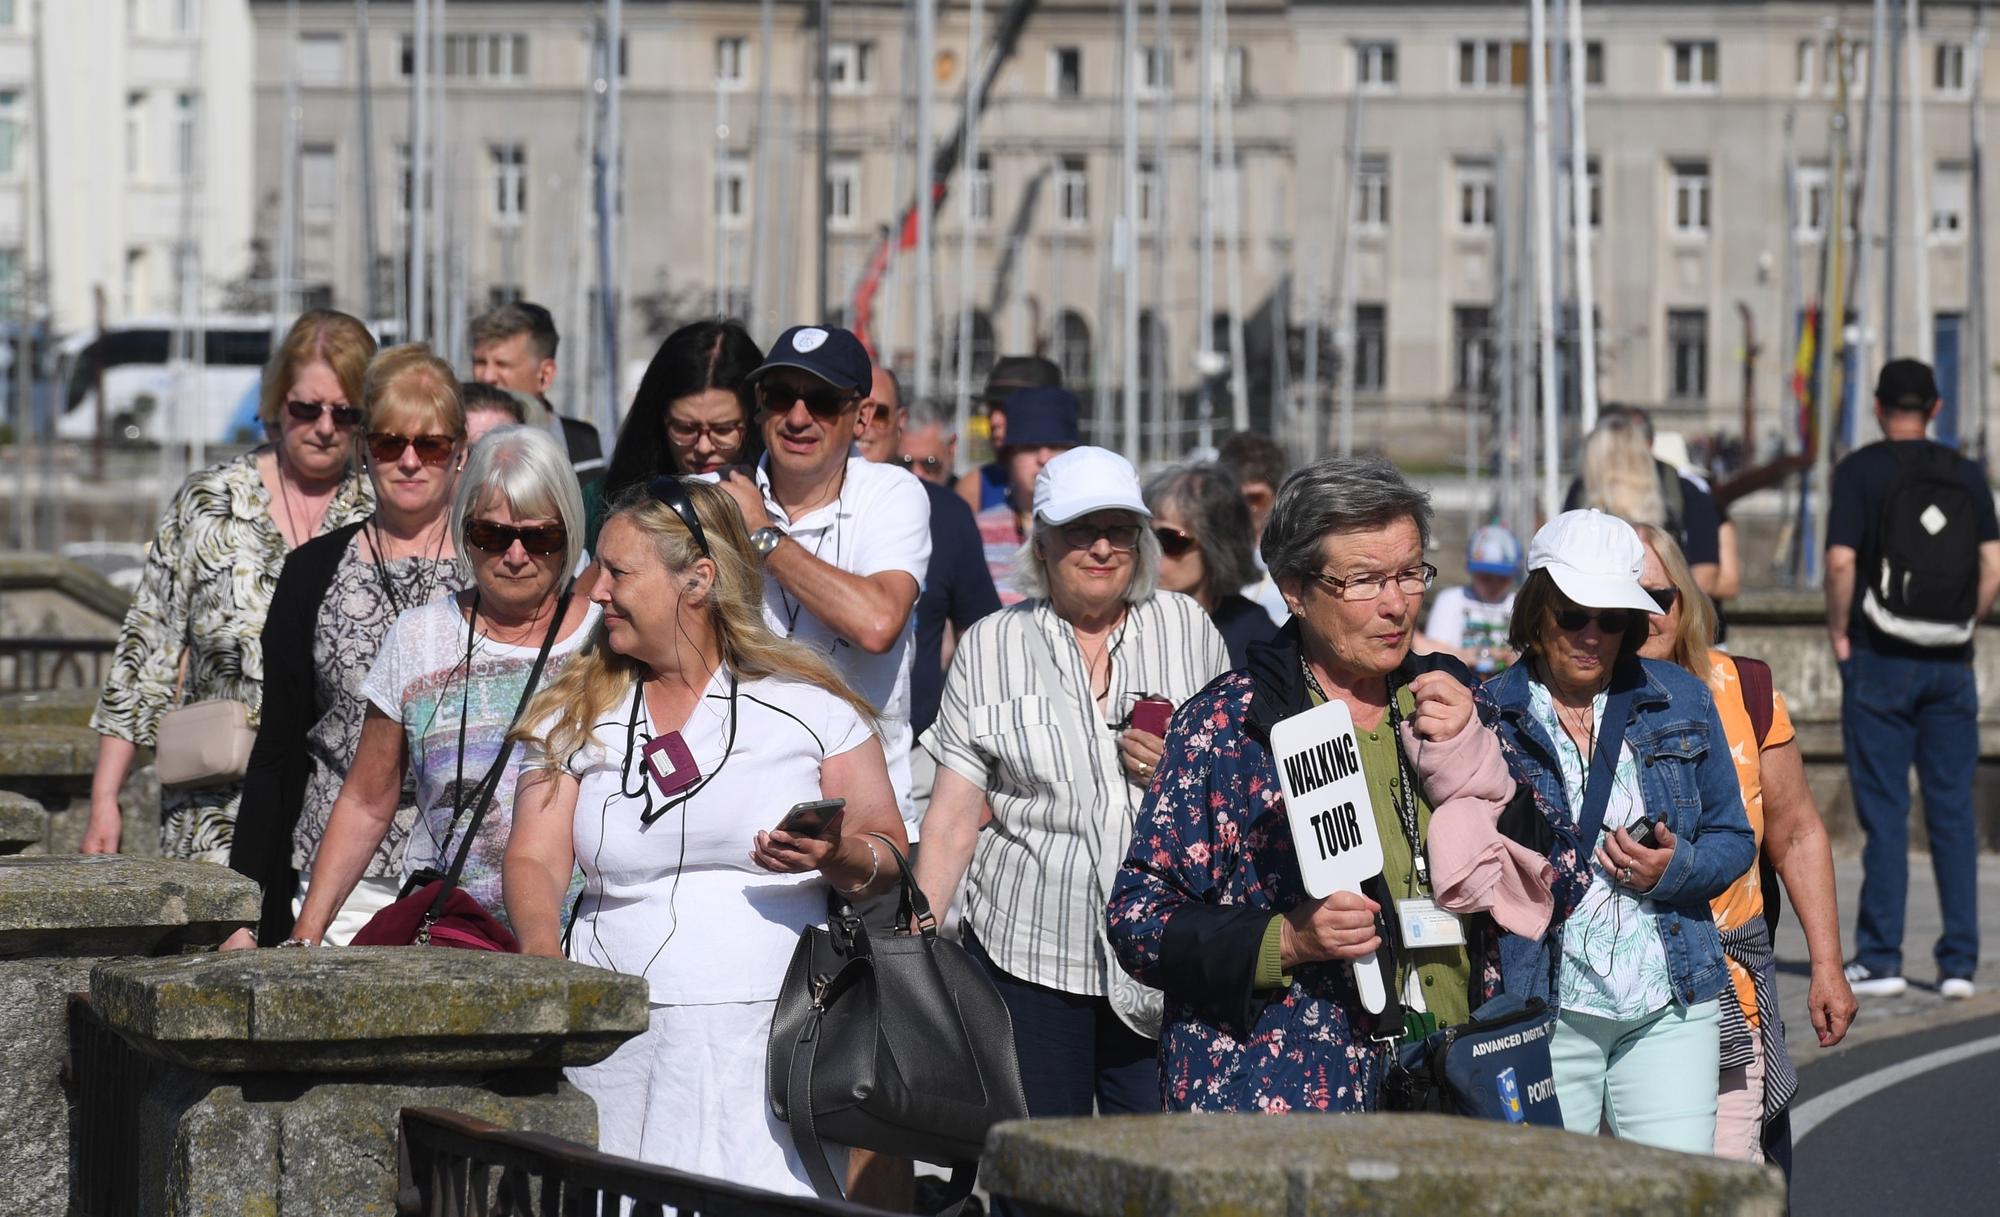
351;595;566;954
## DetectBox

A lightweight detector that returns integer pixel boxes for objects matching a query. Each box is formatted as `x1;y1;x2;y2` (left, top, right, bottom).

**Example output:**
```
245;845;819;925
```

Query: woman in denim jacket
1484;510;1755;1155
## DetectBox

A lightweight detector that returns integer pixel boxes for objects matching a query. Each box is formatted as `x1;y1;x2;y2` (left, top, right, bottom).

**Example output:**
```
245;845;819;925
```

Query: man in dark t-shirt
1825;358;2000;1000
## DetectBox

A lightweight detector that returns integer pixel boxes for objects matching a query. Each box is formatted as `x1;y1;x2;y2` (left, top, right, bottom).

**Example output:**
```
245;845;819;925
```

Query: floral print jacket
1105;626;1591;1113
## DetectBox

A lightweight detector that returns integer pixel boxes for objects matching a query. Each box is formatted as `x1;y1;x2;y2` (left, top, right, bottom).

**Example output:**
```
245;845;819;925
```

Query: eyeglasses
463;519;568;556
1310;563;1437;602
756;381;858;418
1643;586;1679;614
899;454;947;475
1153;526;1197;558
1056;522;1143;551
646;475;712;558
367;431;459;467
1553;606;1636;634
286;399;363;428
666;418;746;445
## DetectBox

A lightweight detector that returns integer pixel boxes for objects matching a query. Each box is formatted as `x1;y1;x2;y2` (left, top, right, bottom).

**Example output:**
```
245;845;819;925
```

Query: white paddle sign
1272;698;1388;1013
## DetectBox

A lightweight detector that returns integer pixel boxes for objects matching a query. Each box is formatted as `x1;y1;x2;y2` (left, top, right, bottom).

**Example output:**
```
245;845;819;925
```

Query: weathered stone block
92;949;650;1073
983;1113;1785;1217
0;789;42;853
0;854;257;958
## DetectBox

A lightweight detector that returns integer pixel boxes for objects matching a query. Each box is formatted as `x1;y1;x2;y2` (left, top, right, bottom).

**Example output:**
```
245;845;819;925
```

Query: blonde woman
1572;405;1722;595
505;477;905;1195
1632;524;1855;1168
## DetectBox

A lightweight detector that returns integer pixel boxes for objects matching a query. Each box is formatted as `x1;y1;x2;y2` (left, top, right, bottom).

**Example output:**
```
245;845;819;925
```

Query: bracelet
276;936;321;949
833;837;881;897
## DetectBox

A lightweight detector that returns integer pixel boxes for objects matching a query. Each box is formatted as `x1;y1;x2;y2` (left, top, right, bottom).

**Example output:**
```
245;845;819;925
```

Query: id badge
1396;898;1467;950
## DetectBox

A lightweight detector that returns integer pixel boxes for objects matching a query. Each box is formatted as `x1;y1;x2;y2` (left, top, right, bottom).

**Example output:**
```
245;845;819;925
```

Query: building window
0;92;16;176
1453;306;1494;396
1835;40;1871;97
1056;154;1089;227
1933;161;1970;239
126;91;144;178
1935;42;1969;97
297;32;344;85
828;40;872;93
618;34;627;78
1051;46;1081;98
395;142;411;222
1668;310;1707;400
1584;155;1601;229
716;37;747;89
1226;45;1247;100
443;33;528;82
1456;158;1496;231
1136;44;1170;97
968;151;992;224
1356;154;1388;232
1584;40;1604;86
301;143;337;220
1795;39;1817;94
1796;162;1828;240
171;0;199;35
1670;160;1710;236
490;143;526;225
400;35;413;77
1356;41;1396;91
827;154;860;228
1056;310;1092;387
1670;40;1718;91
1137;158;1159;228
1354;304;1386;393
716;150;749;228
1216;154;1243;235
0;3;16;29
1457;39;1509;90
174;92;195;179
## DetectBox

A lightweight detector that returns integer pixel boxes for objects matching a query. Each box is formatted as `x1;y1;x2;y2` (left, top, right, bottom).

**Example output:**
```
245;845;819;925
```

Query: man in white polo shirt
713;325;932;842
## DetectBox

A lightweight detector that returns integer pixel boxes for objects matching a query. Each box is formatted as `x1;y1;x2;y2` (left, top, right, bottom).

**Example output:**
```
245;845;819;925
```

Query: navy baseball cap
1000;386;1082;450
748;325;873;395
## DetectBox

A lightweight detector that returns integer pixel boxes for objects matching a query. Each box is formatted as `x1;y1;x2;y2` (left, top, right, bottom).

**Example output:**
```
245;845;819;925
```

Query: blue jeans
1841;647;1981;979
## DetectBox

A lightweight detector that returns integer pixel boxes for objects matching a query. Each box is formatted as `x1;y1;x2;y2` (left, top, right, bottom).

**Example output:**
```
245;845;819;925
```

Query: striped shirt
922;593;1229;996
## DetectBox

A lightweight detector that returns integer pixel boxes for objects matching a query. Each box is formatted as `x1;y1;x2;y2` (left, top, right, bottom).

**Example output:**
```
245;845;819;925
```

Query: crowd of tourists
91;296;1999;1208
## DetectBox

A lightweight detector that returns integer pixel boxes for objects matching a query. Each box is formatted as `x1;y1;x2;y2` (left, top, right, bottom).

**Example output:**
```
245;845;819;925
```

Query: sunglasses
899;454;947;474
464;518;568;556
1553;606;1636;634
286;399;363;428
367;431;458;466
646;475;712;558
1057;522;1143;551
756;381;858;418
1153;526;1197;558
1644;586;1679;613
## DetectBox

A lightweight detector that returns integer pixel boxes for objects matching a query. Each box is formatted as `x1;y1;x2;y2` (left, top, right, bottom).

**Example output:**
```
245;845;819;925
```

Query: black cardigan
229;520;367;944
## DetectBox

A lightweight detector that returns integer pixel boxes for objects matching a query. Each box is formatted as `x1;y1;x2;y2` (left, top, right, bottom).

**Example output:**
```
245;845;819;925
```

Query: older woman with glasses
1145;462;1281;670
1482;509;1754;1154
1107;456;1589;1114
85;309;378;860
916;446;1229;1131
280;426;601;946
230;345;469;946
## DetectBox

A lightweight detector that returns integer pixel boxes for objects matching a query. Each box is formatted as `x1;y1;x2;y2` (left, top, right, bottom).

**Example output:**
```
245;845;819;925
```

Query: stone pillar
0;687;159;856
0;790;42;854
0;855;258;1215
75;948;649;1216
982;1113;1786;1216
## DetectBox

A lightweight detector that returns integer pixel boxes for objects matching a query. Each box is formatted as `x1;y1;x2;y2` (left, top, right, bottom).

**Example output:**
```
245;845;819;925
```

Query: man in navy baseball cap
748;324;875;396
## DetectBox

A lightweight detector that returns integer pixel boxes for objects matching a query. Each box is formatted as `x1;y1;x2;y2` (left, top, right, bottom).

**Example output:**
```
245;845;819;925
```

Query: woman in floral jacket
1106;457;1591;1113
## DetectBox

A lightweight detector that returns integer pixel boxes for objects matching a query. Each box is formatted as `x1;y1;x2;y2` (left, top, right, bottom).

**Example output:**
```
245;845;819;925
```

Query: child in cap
1424;524;1523;675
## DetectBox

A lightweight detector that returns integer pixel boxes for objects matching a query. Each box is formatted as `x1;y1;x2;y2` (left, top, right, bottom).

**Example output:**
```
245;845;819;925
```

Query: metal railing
0;635;114;693
396;1107;887;1217
69;997;168;1217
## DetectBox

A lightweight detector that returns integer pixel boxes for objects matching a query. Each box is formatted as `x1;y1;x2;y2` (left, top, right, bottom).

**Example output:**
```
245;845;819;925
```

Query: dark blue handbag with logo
1383;993;1563;1125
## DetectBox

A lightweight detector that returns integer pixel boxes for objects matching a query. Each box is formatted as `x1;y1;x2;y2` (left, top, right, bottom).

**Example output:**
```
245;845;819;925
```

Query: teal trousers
1549;1000;1721;1155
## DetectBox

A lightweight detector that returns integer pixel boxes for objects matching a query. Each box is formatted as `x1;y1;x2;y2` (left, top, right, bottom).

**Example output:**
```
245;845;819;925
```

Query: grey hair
903;397;953;436
1144;462;1258;603
451;424;587;584
1010;512;1161;605
1261;455;1432;585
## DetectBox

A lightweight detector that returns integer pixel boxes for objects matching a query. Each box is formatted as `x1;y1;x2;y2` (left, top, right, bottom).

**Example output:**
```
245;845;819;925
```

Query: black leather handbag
768;833;1029;1211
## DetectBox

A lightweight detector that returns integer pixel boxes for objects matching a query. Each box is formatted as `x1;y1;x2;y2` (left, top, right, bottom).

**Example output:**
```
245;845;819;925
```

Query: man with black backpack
1825;358;2000;1000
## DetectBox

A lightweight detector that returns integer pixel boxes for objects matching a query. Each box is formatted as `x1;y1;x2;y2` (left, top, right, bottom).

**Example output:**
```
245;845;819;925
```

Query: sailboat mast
1529;0;1561;522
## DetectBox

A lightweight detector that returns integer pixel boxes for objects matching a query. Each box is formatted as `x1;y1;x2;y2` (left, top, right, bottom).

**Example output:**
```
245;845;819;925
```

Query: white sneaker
1940;977;1976;1000
1844;961;1909;997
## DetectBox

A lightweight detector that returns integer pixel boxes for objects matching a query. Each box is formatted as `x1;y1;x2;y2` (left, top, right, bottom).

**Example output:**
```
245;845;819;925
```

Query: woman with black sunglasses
277;425;600;949
1483;509;1754;1154
228;345;470;945
85;309;379;861
1144;462;1280;670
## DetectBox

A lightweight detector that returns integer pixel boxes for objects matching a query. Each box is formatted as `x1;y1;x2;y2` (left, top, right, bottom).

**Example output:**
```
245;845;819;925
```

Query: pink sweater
1399;713;1556;940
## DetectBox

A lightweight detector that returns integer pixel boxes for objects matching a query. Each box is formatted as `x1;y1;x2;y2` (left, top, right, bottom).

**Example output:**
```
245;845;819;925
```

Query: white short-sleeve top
524;668;874;1005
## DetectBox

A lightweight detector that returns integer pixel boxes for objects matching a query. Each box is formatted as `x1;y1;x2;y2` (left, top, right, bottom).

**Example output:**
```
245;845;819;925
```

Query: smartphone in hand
1626;816;1665;850
1130;696;1174;737
776;798;845;839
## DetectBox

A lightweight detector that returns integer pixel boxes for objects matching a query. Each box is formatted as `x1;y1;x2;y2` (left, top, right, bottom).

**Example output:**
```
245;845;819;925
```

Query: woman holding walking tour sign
1107;457;1590;1114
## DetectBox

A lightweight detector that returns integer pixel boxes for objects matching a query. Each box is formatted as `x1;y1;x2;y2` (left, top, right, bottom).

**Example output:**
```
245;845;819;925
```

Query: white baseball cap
1525;509;1661;615
1033;447;1151;525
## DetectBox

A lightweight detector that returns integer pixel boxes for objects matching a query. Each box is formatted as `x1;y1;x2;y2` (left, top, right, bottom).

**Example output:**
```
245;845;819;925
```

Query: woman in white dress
505;476;905;1195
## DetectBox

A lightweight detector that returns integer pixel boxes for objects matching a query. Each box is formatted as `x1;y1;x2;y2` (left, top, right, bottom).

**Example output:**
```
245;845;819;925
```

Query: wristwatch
749;526;785;560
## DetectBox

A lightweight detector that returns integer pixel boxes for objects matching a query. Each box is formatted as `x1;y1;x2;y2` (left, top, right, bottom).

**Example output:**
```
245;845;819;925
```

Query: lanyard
1300;658;1429;892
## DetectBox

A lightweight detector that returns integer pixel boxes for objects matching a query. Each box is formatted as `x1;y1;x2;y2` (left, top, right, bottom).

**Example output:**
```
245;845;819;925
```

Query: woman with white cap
1483;508;1754;1154
915;446;1229;1133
